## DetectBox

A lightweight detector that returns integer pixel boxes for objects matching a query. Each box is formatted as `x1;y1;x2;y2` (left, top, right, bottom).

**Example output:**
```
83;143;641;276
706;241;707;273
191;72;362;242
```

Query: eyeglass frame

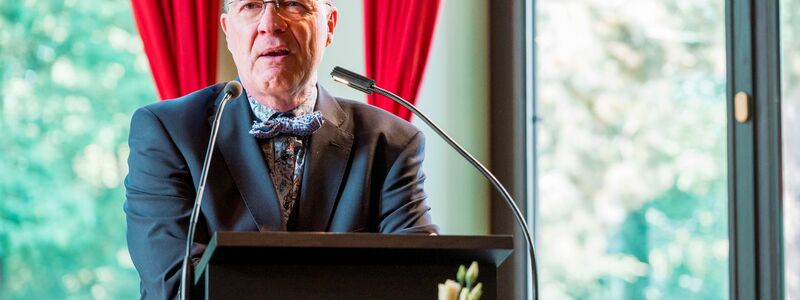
223;0;333;21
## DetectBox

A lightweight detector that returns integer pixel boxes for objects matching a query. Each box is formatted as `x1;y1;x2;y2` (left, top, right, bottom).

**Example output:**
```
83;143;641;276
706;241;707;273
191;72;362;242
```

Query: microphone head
331;66;375;94
223;81;243;98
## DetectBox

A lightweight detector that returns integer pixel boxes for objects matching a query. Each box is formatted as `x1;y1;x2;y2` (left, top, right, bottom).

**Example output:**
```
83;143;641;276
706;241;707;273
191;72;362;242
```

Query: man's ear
325;6;338;47
220;13;229;35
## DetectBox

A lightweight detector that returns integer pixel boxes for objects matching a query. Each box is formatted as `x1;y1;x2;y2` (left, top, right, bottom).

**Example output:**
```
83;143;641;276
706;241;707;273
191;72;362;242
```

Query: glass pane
781;0;800;297
0;1;151;298
535;0;729;298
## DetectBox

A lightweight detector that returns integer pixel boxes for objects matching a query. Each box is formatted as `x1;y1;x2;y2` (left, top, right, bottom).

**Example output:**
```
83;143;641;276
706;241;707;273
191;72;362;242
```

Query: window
534;0;728;298
0;1;151;298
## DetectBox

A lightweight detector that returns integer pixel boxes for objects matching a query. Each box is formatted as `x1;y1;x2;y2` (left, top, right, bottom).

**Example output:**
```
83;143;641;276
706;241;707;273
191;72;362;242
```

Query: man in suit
124;0;438;298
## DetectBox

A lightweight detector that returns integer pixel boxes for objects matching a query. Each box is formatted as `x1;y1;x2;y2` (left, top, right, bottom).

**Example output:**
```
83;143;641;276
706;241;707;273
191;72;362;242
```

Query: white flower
438;279;461;300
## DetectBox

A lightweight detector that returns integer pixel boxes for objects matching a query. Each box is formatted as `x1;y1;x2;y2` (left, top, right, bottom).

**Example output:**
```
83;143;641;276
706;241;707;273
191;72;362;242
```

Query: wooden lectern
192;232;513;299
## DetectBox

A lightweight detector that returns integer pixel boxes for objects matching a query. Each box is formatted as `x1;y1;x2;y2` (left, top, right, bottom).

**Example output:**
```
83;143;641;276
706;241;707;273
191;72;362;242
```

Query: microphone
331;66;540;300
179;81;242;300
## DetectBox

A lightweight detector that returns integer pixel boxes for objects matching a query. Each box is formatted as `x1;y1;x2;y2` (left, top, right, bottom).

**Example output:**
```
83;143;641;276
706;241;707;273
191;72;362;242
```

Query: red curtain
131;0;220;100
364;0;442;121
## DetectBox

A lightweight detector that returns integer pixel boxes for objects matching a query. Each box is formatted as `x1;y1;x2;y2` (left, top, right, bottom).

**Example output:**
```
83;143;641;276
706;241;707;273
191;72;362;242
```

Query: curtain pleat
364;0;442;121
131;0;219;100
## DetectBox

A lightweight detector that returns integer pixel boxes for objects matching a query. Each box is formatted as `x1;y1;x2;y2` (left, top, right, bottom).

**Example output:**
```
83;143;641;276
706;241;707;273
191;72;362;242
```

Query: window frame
727;0;784;298
507;0;787;298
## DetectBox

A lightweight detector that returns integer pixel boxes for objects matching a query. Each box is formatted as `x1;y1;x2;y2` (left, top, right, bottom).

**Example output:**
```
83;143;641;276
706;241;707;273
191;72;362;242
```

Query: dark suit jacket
124;83;438;299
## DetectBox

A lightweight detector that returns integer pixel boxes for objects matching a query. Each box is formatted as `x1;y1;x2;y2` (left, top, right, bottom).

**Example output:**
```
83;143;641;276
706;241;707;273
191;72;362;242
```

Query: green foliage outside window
782;0;800;298
0;1;153;298
537;0;728;298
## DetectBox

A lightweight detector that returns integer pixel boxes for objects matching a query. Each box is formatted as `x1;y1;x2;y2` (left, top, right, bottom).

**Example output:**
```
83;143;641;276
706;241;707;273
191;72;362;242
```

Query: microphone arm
180;81;242;300
331;66;539;300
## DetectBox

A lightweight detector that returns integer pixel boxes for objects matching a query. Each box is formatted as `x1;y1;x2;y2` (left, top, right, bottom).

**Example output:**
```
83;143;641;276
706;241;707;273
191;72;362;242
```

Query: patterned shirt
248;89;317;227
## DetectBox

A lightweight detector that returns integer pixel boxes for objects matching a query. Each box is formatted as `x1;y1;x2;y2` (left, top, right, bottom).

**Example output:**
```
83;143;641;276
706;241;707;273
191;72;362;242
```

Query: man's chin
249;78;297;95
256;72;308;88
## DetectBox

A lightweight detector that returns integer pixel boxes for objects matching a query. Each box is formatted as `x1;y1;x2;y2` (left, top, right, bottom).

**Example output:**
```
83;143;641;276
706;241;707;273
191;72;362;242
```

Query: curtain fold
364;0;442;121
131;0;220;100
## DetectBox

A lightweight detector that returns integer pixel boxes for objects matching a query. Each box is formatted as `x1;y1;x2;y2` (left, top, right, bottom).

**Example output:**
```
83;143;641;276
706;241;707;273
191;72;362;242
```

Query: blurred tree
537;0;728;298
782;0;800;298
0;0;153;298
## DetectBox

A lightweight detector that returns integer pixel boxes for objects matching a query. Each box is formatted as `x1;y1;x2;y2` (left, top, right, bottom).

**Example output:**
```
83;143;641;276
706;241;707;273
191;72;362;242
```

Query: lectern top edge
211;231;514;250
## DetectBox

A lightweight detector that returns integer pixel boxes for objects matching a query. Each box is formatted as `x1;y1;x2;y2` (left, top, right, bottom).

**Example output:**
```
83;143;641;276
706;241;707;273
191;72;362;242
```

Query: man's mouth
260;47;291;58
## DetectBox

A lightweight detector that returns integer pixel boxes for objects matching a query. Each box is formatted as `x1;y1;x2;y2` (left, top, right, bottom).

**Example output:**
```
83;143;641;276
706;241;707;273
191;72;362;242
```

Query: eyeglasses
226;0;321;22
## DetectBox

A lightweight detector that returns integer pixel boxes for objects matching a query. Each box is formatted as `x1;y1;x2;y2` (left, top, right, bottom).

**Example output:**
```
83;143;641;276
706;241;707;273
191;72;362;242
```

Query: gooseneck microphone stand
331;66;539;300
179;81;242;300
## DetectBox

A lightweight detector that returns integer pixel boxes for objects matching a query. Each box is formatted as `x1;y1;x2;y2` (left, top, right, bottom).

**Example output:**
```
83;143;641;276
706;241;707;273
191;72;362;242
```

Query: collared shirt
248;89;317;227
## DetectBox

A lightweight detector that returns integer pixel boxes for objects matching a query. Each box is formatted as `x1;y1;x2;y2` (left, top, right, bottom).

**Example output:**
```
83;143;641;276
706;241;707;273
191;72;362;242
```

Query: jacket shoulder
335;98;421;139
137;83;226;117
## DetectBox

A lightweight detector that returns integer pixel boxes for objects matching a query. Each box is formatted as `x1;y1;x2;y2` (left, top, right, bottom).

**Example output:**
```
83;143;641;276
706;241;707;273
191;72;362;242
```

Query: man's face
221;0;337;98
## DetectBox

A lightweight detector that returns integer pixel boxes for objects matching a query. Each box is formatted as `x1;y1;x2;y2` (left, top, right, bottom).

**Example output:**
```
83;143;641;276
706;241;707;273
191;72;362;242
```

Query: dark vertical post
490;0;530;299
753;0;784;297
727;0;783;298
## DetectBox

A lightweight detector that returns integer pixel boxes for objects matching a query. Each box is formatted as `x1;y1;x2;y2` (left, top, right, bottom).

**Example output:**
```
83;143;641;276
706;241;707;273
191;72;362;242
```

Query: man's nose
257;3;287;34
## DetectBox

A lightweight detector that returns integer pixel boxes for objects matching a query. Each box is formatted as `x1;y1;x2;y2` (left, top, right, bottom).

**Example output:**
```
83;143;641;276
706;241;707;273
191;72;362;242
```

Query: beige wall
414;0;490;235
217;25;238;83
216;0;490;235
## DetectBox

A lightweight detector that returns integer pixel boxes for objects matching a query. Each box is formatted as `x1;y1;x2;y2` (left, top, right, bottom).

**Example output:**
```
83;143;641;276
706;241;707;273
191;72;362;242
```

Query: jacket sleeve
379;131;440;234
123;107;206;299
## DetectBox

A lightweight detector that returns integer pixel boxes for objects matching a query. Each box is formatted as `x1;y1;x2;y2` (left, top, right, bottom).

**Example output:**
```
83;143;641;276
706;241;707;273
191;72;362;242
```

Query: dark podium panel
192;232;513;299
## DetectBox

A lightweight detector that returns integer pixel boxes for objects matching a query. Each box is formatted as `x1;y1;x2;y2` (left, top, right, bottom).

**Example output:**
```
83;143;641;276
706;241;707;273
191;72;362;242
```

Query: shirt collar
247;87;318;123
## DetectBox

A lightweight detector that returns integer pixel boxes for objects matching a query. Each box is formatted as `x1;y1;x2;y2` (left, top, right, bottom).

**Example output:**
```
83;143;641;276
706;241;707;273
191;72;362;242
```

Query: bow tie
249;111;324;139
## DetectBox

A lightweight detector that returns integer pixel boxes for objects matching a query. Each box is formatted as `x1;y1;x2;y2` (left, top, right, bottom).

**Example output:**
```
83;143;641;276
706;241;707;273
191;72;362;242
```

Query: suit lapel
210;88;284;232
294;85;354;231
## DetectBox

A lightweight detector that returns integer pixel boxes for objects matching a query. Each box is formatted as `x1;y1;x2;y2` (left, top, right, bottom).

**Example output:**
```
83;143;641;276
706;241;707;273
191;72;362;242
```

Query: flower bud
459;288;469;300
457;264;466;285
466;261;479;288
468;283;483;300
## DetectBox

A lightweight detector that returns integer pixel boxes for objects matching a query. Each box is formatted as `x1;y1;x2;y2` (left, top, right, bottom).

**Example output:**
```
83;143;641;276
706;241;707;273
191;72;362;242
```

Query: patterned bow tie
249;111;324;139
